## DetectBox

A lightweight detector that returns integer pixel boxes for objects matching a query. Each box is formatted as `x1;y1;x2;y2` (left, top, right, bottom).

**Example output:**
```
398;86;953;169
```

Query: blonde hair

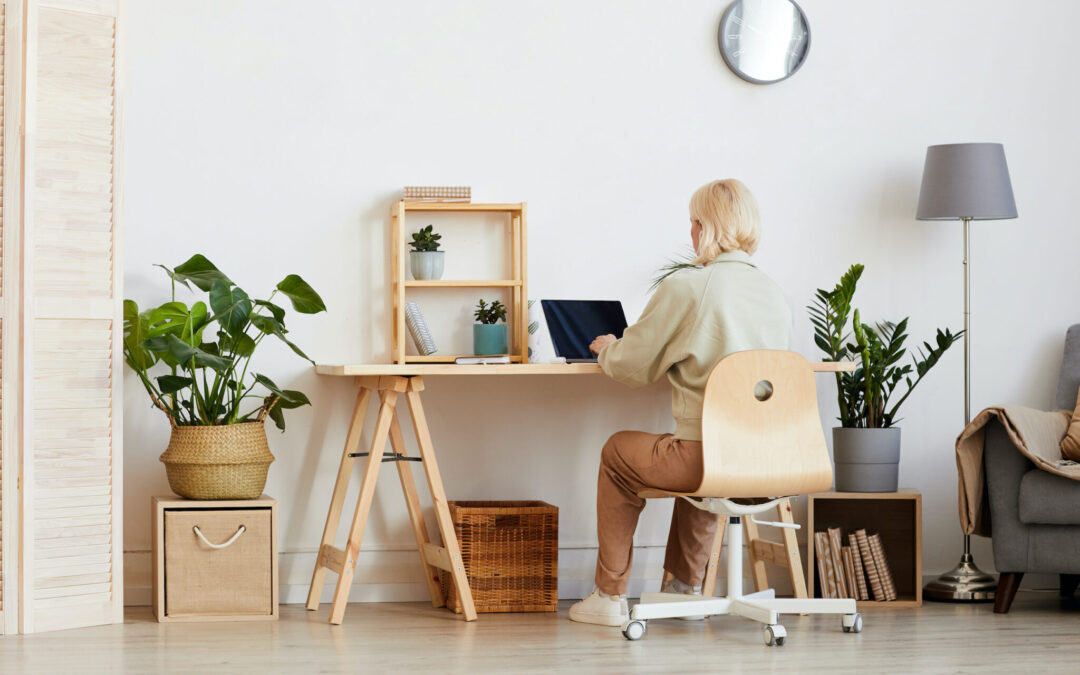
688;179;761;264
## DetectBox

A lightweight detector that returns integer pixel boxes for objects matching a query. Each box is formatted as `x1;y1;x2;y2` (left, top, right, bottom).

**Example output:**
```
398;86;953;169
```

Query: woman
568;179;792;627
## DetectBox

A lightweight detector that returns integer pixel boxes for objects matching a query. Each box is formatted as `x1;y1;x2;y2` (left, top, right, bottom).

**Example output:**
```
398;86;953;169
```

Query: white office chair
623;350;862;646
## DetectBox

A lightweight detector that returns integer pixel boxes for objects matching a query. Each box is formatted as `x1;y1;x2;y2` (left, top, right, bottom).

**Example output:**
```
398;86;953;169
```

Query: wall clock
718;0;811;84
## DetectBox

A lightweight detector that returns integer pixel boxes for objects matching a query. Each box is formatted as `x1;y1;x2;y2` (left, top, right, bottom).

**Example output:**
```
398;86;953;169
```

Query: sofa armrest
984;418;1034;572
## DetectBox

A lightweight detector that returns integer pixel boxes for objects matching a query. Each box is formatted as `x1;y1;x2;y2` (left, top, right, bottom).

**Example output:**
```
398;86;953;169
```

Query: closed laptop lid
541;300;628;361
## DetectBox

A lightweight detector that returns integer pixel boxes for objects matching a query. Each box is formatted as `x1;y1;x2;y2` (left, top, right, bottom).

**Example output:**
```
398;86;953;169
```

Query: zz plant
808;264;963;428
124;254;327;431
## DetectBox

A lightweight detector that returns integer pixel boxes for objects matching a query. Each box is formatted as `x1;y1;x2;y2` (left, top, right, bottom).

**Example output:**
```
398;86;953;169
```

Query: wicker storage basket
440;500;558;613
159;422;275;500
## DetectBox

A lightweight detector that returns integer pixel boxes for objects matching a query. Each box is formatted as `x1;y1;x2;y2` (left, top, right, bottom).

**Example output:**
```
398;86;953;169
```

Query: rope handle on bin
193;524;247;549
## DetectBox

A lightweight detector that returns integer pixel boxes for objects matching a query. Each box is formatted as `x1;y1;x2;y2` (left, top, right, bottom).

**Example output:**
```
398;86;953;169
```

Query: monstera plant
124;254;326;499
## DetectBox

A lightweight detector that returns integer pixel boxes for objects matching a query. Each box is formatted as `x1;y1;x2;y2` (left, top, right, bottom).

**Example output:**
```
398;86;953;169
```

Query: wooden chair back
690;350;833;498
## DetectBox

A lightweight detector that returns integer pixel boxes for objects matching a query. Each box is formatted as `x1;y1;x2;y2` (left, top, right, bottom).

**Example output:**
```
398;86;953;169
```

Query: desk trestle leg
306;375;477;624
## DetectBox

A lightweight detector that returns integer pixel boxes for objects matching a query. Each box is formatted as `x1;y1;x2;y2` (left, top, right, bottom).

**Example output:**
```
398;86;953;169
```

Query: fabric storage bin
153;495;278;622
440;500;558;613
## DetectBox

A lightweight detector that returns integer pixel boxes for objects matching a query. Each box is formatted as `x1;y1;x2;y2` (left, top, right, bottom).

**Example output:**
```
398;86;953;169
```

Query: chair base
624;517;861;646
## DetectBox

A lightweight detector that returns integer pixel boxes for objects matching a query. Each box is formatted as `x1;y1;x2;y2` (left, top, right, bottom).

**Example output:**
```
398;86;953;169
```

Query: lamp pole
924;216;997;602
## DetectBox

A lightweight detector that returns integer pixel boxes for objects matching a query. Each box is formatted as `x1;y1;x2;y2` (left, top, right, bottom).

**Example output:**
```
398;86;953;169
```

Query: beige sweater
599;250;792;441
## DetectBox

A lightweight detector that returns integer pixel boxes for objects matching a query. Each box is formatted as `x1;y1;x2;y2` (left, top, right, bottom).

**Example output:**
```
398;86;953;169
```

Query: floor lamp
916;142;1017;601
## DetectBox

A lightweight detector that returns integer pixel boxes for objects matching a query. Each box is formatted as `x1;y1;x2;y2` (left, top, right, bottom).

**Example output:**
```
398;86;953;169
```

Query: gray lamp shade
916;143;1018;220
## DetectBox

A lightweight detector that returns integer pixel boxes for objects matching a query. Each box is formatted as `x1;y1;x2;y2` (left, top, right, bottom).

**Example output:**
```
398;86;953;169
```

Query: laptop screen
541;300;628;361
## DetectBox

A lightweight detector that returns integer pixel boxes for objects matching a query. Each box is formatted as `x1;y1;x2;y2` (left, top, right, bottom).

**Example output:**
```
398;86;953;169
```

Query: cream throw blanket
956;406;1080;536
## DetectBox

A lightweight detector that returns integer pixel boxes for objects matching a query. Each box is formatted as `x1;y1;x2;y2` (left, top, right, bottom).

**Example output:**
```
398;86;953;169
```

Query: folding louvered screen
0;0;7;635
13;0;123;634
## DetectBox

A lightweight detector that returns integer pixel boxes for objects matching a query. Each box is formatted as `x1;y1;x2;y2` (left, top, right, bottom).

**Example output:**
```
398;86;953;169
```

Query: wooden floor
1;592;1077;673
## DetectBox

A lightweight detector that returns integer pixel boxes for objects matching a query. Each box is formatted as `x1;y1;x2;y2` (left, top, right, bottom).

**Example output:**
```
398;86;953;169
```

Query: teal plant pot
473;323;508;356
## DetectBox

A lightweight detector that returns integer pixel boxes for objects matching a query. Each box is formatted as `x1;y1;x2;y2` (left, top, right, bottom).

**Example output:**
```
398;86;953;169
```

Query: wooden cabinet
807;489;923;607
0;0;123;635
154;496;279;622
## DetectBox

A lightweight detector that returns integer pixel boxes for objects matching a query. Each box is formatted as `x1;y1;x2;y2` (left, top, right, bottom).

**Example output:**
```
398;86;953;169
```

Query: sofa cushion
1019;468;1080;525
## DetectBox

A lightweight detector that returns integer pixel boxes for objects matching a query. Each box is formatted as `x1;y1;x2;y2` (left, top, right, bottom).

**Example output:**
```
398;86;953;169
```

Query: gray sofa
985;324;1080;613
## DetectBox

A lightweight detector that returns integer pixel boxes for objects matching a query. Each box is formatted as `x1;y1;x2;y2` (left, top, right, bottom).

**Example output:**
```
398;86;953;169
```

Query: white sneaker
662;577;705;621
568;588;629;627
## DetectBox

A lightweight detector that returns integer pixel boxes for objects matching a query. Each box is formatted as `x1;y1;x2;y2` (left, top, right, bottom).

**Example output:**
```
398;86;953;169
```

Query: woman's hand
590;334;617;355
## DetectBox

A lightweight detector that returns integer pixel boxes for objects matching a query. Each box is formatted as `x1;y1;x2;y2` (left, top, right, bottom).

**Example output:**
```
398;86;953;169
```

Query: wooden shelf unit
391;201;528;364
807;489;923;608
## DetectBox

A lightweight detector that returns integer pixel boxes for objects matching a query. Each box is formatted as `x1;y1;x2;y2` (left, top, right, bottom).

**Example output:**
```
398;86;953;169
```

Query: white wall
121;0;1080;604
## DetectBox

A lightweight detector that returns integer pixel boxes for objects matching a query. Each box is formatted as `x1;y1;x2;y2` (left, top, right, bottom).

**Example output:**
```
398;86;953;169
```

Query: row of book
814;528;897;601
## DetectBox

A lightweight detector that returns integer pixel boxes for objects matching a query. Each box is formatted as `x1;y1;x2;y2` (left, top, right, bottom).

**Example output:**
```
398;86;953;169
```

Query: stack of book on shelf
814;527;897;601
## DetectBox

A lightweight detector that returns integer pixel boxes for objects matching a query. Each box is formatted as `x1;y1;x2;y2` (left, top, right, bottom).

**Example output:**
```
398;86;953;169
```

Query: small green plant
808;264;963;428
474;299;506;325
650;247;699;291
410;225;442;252
123;254;327;431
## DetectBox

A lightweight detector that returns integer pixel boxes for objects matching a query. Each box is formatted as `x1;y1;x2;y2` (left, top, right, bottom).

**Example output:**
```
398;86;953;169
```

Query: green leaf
254;373;298;403
154;264;193;292
165;334;232;373
253;299;286;324
276;389;311;409
147;301;191;338
209;279;252;336
183;301;210;344
250;314;314;364
123;299;157;371
275;275;326;314
249;313;285;337
231;332;256;357
267;399;286;431
156;375;193;394
173;254;232;292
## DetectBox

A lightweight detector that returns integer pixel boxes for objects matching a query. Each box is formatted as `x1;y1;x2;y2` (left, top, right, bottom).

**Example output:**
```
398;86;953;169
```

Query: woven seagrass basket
440;501;558;613
159;421;275;500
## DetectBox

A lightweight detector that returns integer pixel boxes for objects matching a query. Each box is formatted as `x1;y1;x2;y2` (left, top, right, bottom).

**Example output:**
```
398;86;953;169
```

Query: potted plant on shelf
410;224;444;280
124;254;327;500
473;299;508;355
808;264;962;492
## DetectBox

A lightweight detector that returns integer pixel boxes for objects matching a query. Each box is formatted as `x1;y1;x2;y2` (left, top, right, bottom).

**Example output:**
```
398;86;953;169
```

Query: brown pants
594;430;718;595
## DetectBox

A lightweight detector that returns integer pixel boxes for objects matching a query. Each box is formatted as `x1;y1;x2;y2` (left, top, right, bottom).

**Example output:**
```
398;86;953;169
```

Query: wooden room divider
0;0;123;635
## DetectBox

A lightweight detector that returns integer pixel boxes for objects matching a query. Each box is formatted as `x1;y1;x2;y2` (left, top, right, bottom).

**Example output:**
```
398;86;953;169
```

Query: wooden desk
307;360;853;625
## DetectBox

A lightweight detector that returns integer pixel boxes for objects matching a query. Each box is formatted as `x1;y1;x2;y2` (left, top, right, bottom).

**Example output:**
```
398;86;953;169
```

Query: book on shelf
814;532;833;599
854;529;886;601
827;528;849;598
868;533;898;601
848;533;869;600
841;546;857;600
454;355;511;365
815;531;841;599
405;302;438;356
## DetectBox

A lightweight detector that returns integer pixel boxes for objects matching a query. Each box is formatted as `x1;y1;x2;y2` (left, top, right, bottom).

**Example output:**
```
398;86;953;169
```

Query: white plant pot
410;251;445;280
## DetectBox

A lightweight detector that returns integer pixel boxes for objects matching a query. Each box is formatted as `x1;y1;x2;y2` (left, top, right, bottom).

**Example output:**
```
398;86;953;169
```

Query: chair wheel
842;613;863;633
622;620;646;641
764;624;786;646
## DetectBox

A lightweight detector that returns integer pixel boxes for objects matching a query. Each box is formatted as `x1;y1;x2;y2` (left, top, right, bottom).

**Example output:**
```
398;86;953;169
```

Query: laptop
541;300;628;363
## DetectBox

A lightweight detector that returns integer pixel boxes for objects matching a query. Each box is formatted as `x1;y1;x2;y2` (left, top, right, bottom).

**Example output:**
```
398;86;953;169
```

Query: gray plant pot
832;427;901;493
410;251;445;280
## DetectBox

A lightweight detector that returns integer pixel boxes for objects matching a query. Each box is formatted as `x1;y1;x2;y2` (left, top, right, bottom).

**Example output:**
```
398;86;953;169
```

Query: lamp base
924;553;996;602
